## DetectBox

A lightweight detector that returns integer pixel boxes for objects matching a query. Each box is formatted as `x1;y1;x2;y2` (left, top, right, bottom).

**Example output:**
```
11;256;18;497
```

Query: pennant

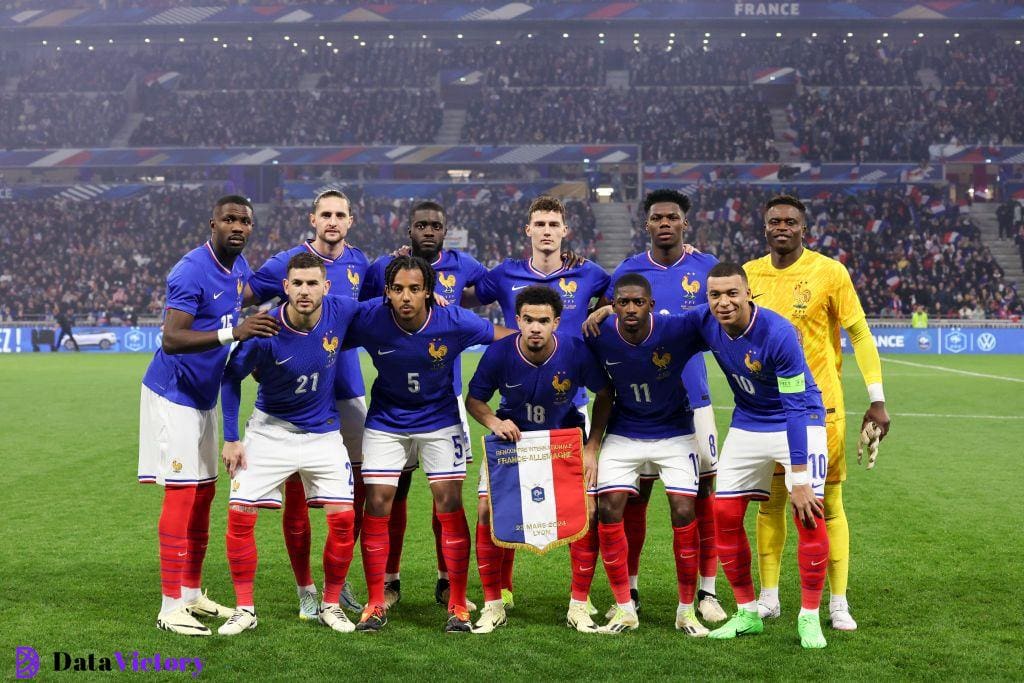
483;429;588;554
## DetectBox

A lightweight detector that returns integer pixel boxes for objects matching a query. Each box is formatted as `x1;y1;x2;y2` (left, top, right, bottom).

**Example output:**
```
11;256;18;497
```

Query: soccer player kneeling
218;253;361;635
699;263;830;649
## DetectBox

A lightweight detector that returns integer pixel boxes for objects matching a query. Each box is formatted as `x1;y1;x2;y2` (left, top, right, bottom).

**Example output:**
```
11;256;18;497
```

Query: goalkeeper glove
857;422;881;469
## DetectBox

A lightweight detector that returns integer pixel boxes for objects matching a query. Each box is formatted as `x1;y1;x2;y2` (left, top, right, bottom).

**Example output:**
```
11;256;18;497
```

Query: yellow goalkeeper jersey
744;248;867;420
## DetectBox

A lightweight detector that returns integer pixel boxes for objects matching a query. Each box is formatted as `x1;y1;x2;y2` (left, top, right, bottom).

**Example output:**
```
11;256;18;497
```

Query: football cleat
600;606;639;634
319;604;355;633
355;606;387;633
675;606;709;637
707;609;764;640
297;588;319;621
585;596;598;616
217;608;257;636
340;581;363;613
757;596;782;620
445;607;472;634
799;613;828;649
697;590;728;623
472;603;508;634
829;606;858;632
156;605;211;636
434;578;449;605
185;590;233;620
605;588;641;620
566;602;599;633
384;580;402;610
500;588;515;611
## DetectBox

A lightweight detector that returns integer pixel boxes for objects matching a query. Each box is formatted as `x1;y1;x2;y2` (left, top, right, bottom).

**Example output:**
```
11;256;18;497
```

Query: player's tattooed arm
161;309;279;354
466;396;521;442
582;305;613;337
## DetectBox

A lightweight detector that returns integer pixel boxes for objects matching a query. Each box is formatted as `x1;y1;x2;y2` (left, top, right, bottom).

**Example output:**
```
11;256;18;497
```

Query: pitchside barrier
1;321;1022;354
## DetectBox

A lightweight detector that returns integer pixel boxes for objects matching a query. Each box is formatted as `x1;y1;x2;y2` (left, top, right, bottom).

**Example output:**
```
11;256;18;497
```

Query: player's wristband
218;328;235;346
790;470;810;486
867;383;885;403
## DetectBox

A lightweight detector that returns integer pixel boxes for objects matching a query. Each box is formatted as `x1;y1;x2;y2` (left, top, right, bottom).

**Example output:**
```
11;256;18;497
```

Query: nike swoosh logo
213;291;225;299
505;383;523;388
736;626;756;635
811;559;826;566
605;361;622;366
721;559;734;566
511;285;529;291
680;553;697;559
579;565;593;572
177;551;188;557
275;356;293;365
751;293;765;299
377;349;396;355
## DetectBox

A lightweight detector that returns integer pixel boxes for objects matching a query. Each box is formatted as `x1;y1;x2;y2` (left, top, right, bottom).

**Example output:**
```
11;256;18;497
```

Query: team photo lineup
140;187;889;649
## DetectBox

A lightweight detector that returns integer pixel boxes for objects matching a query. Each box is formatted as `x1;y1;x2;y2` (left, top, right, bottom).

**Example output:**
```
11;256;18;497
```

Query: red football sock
500;548;516;591
352;469;366;541
715;497;754;605
360;514;390;610
282;478;313;587
476;523;503;603
433;501;447;575
158;486;196;599
569;526;599;602
623;497;648;578
696;491;719;581
323;510;355;605
182;481;214;589
794;510;830;610
672;520;700;604
385;498;408;575
598;521;632;605
436;509;470;610
225;508;258;606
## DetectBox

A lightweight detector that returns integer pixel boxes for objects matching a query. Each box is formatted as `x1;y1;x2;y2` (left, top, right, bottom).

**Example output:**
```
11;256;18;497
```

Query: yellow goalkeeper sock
755;474;789;590
824;482;850;597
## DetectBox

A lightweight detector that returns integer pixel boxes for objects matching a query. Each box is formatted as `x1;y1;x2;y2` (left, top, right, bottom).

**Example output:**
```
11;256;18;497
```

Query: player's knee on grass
394;469;414;502
667;494;696;527
477;497;491;526
636;477;655;503
364;485;397;517
430;480;463;513
598;492;630;524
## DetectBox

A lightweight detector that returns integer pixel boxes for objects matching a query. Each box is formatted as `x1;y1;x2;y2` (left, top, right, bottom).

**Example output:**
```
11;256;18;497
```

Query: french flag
928;201;947;215
866;219;886;234
484;429;589;553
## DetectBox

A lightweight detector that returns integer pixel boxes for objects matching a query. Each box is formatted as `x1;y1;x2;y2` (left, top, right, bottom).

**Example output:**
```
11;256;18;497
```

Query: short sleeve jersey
142;241;251;410
248;241;370;400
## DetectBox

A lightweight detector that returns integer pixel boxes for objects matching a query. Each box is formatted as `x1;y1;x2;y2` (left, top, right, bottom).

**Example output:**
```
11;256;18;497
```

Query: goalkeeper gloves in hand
857;422;882;469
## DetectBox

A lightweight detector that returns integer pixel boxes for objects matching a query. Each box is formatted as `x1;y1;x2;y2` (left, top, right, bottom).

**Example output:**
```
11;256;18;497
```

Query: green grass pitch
2;352;1022;680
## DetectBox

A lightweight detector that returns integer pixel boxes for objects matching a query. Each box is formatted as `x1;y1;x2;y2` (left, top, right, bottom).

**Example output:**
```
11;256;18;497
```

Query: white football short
229;409;354;508
715;426;828;501
337;396;367;466
637;404;718;481
361;425;468;487
138;385;218;486
596;433;700;497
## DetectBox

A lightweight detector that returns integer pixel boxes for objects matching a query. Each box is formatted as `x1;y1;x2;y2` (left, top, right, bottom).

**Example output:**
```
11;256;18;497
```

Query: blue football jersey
585;313;704;439
468;332;609;432
142;241;250;410
360;249;488;392
345;302;495;433
695;304;825;466
220;295;360;441
608;251;718;410
248;241;369;400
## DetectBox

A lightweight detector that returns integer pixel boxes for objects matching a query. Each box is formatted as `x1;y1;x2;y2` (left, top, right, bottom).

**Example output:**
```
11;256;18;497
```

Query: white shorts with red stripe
337;396;367;466
138;385;218;487
637;405;718;481
715;426;827;501
229;409;354;508
361;425;468;487
596;433;700;498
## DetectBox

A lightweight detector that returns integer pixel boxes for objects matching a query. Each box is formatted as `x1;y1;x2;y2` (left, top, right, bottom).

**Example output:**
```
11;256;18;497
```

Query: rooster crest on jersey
652;348;673;379
438;272;457;294
322;334;339;366
681;274;701;299
171;459;183;473
558;277;577;296
744;350;764;374
551;371;572;403
346;267;360;292
792;281;812;316
236;277;244;296
428;338;448;366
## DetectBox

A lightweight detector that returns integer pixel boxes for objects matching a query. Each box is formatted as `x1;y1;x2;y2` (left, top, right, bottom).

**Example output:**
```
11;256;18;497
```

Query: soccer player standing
360;200;488;610
218;253;361;635
466;286;612;634
474;195;611;607
744;195;890;630
139;195;279;635
245;189;368;616
346;256;513;633
699;263;831;649
604;189;726;623
584;274;710;636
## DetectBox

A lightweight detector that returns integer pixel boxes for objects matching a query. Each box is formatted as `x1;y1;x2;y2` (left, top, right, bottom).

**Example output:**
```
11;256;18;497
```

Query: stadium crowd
0;93;125;149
